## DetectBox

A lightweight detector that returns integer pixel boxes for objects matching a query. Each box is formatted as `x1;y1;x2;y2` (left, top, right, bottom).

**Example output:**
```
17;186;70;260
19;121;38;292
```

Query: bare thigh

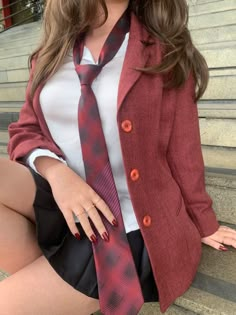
0;158;41;273
0;255;100;315
0;158;36;223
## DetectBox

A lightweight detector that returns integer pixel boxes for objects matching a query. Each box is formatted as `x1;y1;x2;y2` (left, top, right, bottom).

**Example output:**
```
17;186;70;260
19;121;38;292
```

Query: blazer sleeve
7;58;65;163
166;72;220;238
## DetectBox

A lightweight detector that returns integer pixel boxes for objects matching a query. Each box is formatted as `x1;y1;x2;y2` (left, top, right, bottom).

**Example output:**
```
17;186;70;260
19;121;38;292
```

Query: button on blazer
8;12;220;313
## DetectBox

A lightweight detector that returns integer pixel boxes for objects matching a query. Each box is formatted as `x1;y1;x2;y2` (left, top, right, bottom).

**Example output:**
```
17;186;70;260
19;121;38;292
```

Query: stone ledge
175;287;236;315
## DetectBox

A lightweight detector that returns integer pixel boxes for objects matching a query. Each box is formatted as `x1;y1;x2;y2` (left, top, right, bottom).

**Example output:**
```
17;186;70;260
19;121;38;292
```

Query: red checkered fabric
73;9;144;315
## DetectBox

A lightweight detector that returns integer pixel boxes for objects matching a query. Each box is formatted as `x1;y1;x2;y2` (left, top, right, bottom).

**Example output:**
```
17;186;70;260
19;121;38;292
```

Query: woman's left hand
201;225;236;251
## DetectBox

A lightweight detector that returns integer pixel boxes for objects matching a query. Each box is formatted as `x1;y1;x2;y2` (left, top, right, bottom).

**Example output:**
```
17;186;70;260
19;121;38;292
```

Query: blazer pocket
176;194;183;216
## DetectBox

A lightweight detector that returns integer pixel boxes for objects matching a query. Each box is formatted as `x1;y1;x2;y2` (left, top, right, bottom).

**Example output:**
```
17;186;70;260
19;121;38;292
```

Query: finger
85;205;109;241
92;196;118;226
216;236;236;248
61;208;81;240
219;226;236;235
201;238;227;251
211;231;236;244
75;210;97;243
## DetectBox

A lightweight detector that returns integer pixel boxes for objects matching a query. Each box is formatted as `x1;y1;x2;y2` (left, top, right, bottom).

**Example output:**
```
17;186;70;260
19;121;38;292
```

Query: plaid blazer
8;12;219;313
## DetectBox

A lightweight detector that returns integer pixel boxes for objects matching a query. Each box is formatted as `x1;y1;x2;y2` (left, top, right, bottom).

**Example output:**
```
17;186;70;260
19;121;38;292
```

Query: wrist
34;156;68;182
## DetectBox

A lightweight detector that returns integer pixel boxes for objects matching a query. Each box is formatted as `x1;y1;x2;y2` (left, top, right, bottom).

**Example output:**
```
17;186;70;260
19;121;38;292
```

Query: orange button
143;215;152;227
130;169;139;181
121;120;132;133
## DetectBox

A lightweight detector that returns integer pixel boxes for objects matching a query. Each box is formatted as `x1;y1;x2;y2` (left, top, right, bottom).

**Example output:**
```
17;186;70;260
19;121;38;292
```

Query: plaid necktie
73;9;144;315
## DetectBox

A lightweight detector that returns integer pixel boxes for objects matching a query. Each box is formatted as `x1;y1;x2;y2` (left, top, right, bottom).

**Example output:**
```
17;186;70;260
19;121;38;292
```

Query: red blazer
8;12;220;313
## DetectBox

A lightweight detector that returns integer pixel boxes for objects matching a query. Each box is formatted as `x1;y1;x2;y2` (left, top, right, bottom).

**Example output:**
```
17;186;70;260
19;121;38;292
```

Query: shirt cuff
26;149;67;175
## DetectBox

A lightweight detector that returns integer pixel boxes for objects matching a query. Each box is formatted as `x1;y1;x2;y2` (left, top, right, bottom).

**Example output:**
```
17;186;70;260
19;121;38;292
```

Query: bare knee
0;256;100;315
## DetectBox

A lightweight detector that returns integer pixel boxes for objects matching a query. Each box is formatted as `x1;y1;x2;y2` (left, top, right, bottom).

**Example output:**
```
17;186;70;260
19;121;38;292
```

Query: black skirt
29;167;159;303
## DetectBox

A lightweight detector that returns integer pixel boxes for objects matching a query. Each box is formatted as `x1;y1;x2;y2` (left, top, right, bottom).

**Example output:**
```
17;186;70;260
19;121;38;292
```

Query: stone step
188;0;222;5
0;43;235;73
0;54;235;84
189;9;236;30
0;32;41;48
188;0;236;15
0;55;30;71
0;37;40;52
202;75;236;100
1;109;235;147
205;170;236;225
95;303;197;315
198;101;236;118
0;23;41;44
0;44;36;59
0;25;235;62
0;131;8;144
195;243;236;294
0;152;8;159
0;145;7;155
0;68;30;84
202;146;236;170
0;102;235;149
0;133;235;170
0;21;41;35
175;286;236;315
202;46;236;68
0;100;235;117
1;73;235;101
199;118;236;147
0;102;22;113
0;82;26;102
0;112;19;130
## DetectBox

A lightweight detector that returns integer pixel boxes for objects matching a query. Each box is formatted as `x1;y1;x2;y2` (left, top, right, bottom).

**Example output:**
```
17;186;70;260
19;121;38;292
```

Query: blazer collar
117;12;158;112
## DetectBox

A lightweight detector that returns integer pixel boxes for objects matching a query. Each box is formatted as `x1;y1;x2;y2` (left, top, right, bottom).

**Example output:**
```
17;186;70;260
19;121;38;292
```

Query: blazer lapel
117;12;154;112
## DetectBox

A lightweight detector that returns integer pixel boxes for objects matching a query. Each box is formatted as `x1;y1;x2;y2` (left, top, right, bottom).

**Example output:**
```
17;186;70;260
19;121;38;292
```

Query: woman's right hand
34;157;118;243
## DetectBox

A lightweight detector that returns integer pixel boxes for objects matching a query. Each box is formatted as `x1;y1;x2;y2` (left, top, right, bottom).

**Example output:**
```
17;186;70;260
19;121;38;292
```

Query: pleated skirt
29;167;159;302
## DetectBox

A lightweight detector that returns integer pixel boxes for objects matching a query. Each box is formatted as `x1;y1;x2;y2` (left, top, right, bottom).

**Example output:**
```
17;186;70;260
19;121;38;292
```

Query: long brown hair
29;0;209;102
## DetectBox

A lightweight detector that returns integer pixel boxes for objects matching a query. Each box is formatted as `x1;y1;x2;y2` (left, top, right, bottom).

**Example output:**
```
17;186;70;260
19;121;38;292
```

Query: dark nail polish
112;219;118;227
90;235;97;244
219;246;228;251
74;233;81;240
102;232;109;242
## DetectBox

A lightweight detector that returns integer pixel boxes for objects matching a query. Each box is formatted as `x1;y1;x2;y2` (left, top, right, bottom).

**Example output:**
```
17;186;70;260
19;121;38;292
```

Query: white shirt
27;32;140;232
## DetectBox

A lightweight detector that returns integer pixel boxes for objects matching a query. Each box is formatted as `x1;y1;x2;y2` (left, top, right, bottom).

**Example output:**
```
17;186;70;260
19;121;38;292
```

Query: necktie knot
77;64;102;86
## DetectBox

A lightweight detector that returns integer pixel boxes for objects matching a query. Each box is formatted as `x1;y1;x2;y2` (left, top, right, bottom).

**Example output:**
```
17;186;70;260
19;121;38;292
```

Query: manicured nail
74;233;81;240
90;235;97;244
112;219;118;227
219;246;228;251
102;232;109;242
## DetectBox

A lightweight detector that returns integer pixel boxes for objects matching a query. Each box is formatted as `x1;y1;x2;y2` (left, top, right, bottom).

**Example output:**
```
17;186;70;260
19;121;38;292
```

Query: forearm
34;156;68;182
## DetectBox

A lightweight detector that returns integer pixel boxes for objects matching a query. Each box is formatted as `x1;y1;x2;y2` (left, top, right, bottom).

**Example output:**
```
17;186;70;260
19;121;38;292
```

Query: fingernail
102;232;109;242
112;219;118;227
219;246;228;251
74;233;81;240
90;235;97;244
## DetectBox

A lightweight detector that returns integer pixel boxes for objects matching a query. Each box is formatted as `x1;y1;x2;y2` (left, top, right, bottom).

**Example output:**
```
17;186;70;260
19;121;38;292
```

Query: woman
0;0;235;314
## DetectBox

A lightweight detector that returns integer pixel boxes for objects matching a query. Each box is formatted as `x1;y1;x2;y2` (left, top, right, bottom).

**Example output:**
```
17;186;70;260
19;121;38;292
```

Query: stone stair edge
175;286;236;315
0;42;235;64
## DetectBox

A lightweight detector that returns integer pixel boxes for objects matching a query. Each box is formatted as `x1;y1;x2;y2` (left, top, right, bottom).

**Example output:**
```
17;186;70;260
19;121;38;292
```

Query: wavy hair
29;0;209;101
